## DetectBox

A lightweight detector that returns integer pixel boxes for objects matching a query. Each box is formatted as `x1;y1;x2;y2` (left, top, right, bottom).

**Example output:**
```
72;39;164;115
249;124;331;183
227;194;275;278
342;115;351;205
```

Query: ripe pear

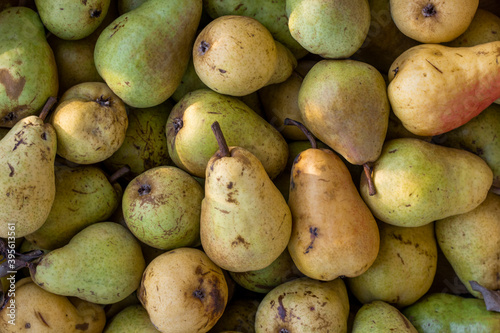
0;114;57;238
351;301;417;333
193;15;296;96
286;0;371;59
104;305;159;333
200;123;292;272
390;0;479;43
103;101;173;179
445;8;500;47
30;222;145;304
387;41;500;136
138;247;228;333
435;193;500;298
95;0;202;107
203;0;308;59
0;7;58;128
209;298;259;333
347;221;437;308
360;138;493;227
122;166;204;250
24;164;122;250
50;82;128;164
166;89;288;179
402;293;500;332
255;277;349;332
286;120;380;281
0;277;106;332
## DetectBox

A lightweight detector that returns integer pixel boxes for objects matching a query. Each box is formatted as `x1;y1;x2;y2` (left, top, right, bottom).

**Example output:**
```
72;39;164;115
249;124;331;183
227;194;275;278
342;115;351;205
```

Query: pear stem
38;96;57;122
107;165;131;184
284;118;317;149
211;121;229;158
363;163;376;196
0;239;44;279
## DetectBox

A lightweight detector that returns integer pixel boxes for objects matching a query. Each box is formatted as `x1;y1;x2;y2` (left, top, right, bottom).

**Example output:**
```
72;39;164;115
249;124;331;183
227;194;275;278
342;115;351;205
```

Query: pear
0;277;106;332
229;249;303;293
387;41;500;136
166;89;288;179
255;277;349;332
360;138;493;227
138;247;228;333
433;103;500;188
193;15;297;96
104;305;159;332
435;193;500;298
50;82;128;164
103;292;140;319
209;299;260;333
351;301;417;332
24;164;122;250
445;8;500;47
200;122;292;272
286;120;380;281
286;0;371;59
347;221;437;308
122;166;204;250
30;222;145;304
390;0;479;43
203;0;308;59
117;0;148;14
95;0;202;108
0;112;57;238
0;7;58;128
103;101;173;179
402;293;500;332
171;55;209;102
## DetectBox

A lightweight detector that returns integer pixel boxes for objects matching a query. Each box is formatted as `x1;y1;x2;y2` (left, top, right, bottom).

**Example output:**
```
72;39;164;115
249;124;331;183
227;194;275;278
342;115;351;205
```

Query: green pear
104;305;159;332
117;0;148;14
30;222;145;304
347;221;437;308
203;0;308;59
200;123;292;272
286;0;370;59
435;192;500;298
103;101;173;179
209;299;260;333
138;247;228;333
24;164;122;250
166;89;288;179
0;7;58;128
229;249;303;293
0;114;57;238
433;103;500;188
94;0;202;108
351;301;417;332
171;55;209;102
402;293;500;332
0;277;106;332
122;166;204;250
193;15;297;96
298;59;390;169
255;277;349;332
360;138;493;227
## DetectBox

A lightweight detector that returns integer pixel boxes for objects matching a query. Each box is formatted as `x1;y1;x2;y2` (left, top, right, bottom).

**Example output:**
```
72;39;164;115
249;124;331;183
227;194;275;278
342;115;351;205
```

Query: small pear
200;122;292;272
104;305;159;333
138;247;228;333
30;222;145;304
351;301;417;333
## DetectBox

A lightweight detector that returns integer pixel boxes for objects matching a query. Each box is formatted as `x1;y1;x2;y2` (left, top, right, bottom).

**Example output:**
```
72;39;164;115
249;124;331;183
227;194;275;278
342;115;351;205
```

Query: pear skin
352;301;418;332
104;305;159;333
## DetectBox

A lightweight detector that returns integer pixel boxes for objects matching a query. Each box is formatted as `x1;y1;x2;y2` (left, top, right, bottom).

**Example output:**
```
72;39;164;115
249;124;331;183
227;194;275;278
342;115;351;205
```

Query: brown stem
38;96;57;121
211;121;229;158
107;165;131;184
284;118;317;149
363;163;376;196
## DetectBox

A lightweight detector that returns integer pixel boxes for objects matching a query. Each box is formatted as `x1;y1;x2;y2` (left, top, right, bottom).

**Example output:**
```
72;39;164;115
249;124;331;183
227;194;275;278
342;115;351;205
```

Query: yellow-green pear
352;301;417;332
445;8;500;47
200;122;292;272
104;305;159;332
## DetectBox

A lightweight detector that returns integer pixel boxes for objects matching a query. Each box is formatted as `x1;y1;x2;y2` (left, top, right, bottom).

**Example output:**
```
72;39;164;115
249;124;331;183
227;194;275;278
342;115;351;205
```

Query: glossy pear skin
360;138;493;227
352;301;418;333
0;116;57;238
288;148;380;281
388;41;500;136
94;0;202;107
31;222;146;304
200;146;292;272
0;7;58;127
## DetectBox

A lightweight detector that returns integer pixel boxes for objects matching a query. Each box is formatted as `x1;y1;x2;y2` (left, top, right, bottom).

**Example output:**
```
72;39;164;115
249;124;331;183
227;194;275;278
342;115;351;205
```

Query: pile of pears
1;0;500;332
